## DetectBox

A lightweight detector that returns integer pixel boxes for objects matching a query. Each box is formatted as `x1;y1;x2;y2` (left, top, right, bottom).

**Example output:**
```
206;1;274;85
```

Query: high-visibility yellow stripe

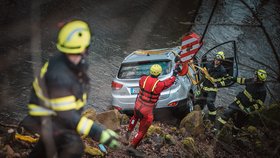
51;102;77;111
32;78;51;108
40;62;49;78
243;89;253;102
49;95;76;104
28;104;56;116
49;95;77;111
151;80;160;92
214;75;230;82
208;110;217;115
77;116;94;136
256;99;264;106
33;62;88;112
253;104;259;110
203;87;218;92
218;117;227;124
143;76;149;88
235;97;245;110
237;77;245;84
76;93;87;110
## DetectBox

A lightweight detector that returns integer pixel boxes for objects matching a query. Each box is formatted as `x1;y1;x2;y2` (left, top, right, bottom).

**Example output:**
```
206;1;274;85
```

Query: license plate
130;87;140;94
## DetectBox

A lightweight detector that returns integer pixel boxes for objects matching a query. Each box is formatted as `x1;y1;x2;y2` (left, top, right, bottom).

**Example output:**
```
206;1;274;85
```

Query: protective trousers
217;102;249;130
21;116;84;158
198;90;217;122
128;101;154;148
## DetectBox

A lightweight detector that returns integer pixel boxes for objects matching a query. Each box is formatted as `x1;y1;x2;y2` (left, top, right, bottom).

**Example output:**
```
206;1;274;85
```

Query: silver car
111;46;197;117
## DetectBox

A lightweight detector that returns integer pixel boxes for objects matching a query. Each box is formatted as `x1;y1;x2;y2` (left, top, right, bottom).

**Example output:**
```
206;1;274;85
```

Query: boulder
179;111;204;136
247;126;257;134
182;137;196;151
96;109;121;131
82;107;97;121
147;125;162;136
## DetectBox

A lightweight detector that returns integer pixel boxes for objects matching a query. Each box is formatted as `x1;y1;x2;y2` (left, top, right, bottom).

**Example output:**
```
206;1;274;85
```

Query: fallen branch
0;122;18;129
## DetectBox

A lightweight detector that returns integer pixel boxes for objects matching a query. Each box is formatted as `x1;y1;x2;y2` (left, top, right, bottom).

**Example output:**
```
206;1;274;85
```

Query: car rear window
118;60;172;79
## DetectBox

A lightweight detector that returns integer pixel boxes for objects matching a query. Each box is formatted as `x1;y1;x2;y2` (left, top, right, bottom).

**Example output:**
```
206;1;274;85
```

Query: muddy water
192;0;280;107
0;0;200;123
1;0;279;124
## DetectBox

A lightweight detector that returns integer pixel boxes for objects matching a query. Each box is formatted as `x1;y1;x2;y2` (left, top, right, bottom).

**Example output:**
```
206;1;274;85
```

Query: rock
14;153;20;158
179;111;204;136
217;126;233;144
82;107;97;121
182;137;196;151
247;126;257;134
96;110;121;130
193;104;201;111
255;140;262;149
152;134;164;150
120;114;130;124
170;127;177;132
5;145;15;158
164;134;176;144
147;125;162;136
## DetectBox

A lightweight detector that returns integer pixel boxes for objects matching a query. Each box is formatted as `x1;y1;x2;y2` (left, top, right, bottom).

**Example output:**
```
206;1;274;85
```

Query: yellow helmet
57;20;91;54
215;51;225;60
256;69;267;81
150;64;162;76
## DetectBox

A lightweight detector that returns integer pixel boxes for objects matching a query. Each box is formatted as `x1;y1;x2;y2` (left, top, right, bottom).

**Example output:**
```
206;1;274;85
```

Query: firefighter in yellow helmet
20;20;119;158
196;51;230;123
214;69;267;135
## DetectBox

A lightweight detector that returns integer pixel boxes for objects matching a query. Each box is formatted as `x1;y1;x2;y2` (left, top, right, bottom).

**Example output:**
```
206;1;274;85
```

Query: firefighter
197;51;229;122
20;20;119;158
126;64;178;150
214;69;267;134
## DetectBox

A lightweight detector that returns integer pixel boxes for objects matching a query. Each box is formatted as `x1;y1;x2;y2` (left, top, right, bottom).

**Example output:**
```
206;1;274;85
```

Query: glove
175;56;181;63
100;129;120;149
172;69;178;76
244;107;252;114
231;77;237;82
194;90;201;97
213;83;218;88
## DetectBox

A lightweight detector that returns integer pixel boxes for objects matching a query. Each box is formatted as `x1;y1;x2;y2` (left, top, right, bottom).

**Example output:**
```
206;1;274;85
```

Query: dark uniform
198;62;229;122
216;77;267;131
20;20;119;158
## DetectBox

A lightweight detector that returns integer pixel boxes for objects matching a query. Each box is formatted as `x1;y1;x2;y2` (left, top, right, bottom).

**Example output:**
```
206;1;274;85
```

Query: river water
0;0;279;124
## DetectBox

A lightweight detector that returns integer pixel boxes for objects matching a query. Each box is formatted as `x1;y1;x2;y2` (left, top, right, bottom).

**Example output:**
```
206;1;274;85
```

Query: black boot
126;145;145;158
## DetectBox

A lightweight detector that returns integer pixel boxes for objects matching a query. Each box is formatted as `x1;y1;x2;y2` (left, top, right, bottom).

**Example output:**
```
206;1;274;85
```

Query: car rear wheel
172;96;194;120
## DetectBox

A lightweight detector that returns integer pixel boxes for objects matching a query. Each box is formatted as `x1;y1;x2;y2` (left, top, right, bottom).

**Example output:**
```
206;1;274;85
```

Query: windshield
118;60;172;79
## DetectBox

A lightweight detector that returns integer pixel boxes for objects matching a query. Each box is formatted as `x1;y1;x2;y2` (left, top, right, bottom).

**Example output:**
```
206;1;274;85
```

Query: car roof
122;47;180;64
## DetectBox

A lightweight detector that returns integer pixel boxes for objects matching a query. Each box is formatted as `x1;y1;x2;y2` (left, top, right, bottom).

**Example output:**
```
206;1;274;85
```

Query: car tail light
113;106;123;111
168;102;178;107
111;81;123;90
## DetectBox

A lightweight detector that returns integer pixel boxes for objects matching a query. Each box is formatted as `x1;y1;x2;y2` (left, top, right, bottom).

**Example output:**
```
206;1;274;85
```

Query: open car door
198;40;239;87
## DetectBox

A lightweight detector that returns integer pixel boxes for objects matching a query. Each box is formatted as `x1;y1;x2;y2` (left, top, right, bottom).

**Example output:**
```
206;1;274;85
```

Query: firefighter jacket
231;77;266;112
202;62;229;92
27;54;103;141
136;75;176;108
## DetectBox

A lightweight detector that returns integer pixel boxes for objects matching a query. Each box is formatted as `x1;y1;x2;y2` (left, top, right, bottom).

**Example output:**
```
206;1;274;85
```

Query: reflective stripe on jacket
202;62;228;91
28;54;89;116
234;78;266;112
137;75;176;107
